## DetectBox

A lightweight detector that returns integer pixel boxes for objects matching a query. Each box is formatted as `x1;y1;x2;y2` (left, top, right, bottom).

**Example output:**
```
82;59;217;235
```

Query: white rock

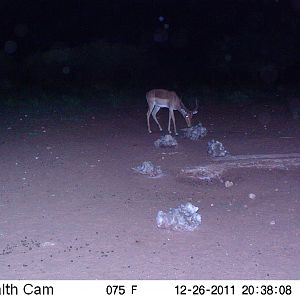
225;180;234;188
249;193;256;199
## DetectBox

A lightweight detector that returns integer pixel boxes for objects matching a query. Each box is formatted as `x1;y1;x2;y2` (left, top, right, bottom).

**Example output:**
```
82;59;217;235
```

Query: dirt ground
0;100;299;280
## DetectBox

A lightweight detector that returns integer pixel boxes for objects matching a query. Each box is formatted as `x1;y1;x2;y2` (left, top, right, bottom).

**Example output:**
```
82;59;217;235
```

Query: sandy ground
0;100;299;280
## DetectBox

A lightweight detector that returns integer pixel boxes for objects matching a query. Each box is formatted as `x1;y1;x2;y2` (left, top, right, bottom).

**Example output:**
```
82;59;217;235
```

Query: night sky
1;1;299;49
0;0;300;98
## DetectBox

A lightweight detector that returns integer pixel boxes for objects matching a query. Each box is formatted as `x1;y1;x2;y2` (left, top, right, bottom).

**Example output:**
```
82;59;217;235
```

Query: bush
22;40;157;86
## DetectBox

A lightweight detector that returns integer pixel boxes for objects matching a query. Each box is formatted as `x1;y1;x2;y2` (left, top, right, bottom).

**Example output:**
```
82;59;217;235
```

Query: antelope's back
146;89;178;102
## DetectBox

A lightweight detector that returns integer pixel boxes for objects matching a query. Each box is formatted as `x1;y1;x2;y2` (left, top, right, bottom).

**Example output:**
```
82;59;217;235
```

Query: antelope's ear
193;110;198;115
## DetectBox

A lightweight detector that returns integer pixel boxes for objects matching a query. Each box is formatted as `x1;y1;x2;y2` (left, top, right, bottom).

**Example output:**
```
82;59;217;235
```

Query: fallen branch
180;153;300;181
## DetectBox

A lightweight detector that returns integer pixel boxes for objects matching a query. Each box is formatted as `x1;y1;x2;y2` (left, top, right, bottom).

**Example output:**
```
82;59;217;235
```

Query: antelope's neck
179;101;189;114
179;108;188;116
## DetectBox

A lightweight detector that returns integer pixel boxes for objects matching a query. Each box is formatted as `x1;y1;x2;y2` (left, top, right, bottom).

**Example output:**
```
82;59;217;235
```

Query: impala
146;89;198;135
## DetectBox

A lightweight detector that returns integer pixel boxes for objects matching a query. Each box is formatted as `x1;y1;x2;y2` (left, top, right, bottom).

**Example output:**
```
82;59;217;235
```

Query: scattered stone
270;220;276;225
225;180;234;188
181;122;207;140
41;242;55;247
207;139;229;157
132;161;162;177
154;134;178;148
1;239;41;256
249;193;256;199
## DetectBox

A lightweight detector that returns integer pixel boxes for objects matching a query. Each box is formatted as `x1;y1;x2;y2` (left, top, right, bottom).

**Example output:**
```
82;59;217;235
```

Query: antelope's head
183;98;199;127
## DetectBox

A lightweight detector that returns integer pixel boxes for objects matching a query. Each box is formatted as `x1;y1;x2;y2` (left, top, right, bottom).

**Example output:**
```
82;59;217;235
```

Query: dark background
0;0;300;112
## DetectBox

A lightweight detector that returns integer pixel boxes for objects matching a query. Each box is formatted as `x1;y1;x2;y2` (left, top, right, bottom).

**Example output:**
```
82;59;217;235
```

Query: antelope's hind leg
147;103;155;133
151;106;163;132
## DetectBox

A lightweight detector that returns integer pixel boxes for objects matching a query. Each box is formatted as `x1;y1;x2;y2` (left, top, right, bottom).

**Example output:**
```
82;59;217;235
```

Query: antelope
146;89;198;135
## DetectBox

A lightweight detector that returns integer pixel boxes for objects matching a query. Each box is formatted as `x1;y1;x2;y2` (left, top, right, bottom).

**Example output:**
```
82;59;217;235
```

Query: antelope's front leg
168;110;172;134
170;110;178;135
146;111;152;133
168;109;178;135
